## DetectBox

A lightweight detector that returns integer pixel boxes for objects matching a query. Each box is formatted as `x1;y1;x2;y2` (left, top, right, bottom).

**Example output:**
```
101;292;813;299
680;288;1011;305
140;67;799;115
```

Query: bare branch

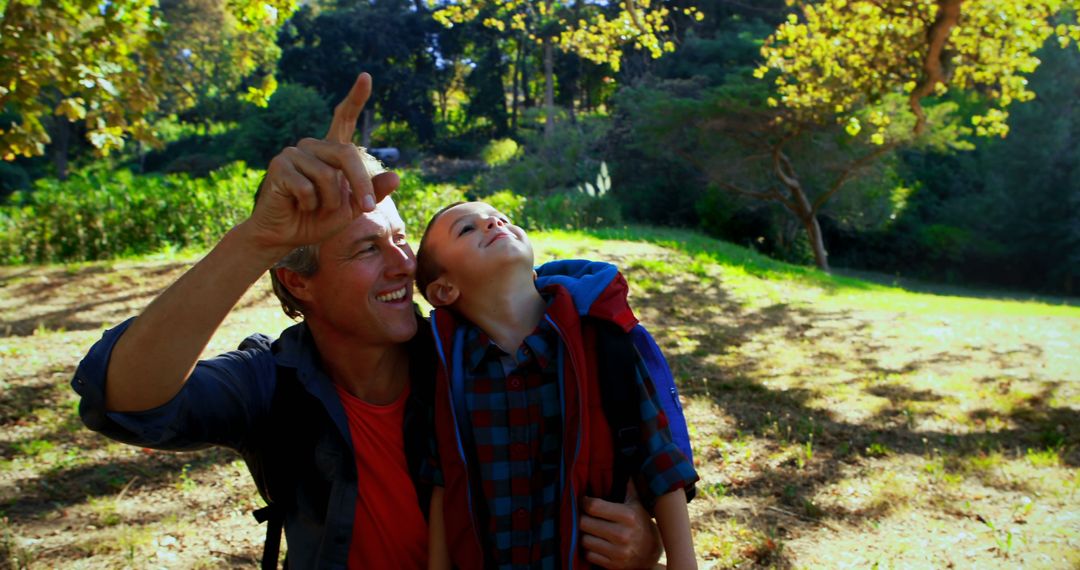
812;141;898;214
909;0;962;135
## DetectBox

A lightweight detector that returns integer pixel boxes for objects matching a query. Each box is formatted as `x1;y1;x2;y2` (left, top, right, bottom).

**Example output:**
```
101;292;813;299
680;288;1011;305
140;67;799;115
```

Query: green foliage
478;119;607;196
393;171;467;237
0;163;260;264
0;162;30;200
433;0;700;72
828;41;1080;294
277;3;437;143
0;0;296;160
520;192;621;231
758;0;1080;144
231;84;329;168
480;138;520;167
484;190;527;222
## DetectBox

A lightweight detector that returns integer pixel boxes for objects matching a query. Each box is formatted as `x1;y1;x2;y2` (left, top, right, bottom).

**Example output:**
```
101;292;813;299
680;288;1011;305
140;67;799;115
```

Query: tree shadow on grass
1;445;239;521
621;263;1077;564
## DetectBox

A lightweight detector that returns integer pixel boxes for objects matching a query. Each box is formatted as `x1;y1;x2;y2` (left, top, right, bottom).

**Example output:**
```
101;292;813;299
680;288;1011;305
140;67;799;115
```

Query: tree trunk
802;214;829;272
543;36;555;139
51;119;71;181
361;109;372;148
511;37;523;129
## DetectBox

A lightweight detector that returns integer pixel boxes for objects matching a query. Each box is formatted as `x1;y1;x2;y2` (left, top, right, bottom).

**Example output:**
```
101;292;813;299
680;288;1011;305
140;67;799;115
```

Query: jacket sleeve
631;347;699;508
72;318;278;452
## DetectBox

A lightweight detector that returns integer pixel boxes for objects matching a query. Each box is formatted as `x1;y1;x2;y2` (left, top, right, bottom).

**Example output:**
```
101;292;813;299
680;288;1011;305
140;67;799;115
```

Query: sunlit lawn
1;227;1077;568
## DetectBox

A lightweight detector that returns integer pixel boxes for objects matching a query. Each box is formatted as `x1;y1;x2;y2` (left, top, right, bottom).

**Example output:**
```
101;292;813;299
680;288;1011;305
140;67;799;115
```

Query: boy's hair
416;201;467;302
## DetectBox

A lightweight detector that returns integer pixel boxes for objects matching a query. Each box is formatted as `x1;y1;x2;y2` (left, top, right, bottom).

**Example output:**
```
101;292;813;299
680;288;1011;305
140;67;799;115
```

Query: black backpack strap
246;360;307;570
253;504;285;570
592;319;643;504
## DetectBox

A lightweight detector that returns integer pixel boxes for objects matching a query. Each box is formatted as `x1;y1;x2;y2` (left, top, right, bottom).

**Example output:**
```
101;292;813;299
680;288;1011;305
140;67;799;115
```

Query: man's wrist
227;220;294;272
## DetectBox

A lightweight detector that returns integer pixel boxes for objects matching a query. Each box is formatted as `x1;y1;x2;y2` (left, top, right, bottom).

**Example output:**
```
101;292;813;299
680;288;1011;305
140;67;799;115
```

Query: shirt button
513;508;528;520
508;377;522;390
511;442;529;459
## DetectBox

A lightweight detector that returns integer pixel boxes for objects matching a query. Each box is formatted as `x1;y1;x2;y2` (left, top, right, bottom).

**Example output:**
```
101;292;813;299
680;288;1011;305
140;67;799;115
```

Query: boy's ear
425;275;460;307
276;267;315;303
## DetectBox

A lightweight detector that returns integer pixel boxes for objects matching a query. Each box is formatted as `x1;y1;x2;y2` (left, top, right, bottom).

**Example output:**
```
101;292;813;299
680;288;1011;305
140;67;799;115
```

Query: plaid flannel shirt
428;297;698;570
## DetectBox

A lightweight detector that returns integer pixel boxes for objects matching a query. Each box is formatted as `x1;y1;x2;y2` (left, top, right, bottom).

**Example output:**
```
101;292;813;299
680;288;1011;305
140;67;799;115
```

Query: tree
277;0;438;144
432;0;702;137
0;0;296;176
157;0;286;126
742;0;1080;270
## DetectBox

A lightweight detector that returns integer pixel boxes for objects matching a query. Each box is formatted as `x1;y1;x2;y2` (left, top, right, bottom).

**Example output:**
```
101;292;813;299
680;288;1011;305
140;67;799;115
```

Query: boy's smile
422;202;535;302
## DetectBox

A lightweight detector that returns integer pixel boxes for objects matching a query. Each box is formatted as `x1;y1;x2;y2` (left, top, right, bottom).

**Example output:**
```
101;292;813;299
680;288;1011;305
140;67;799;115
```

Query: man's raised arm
104;73;394;412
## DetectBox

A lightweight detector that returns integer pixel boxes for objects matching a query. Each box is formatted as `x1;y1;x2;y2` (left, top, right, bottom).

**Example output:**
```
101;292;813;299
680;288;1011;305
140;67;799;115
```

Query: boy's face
424;202;533;301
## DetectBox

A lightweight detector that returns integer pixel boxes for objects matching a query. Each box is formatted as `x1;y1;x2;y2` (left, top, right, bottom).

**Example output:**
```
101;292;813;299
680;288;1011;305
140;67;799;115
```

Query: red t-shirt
334;383;427;569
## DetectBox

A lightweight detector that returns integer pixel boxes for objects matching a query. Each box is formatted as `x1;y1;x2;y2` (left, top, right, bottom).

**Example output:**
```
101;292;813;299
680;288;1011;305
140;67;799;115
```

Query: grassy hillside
1;227;1077;568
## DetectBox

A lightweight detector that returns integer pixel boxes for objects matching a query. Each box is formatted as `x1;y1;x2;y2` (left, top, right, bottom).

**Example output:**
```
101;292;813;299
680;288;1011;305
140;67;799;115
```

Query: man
73;73;663;568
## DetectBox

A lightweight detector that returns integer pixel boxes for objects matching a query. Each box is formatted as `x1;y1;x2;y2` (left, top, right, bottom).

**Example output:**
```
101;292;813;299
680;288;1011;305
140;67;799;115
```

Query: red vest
430;281;638;569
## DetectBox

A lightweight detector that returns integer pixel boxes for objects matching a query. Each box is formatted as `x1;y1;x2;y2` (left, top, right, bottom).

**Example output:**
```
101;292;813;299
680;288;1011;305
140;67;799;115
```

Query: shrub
393;170;467;236
231;83;330;168
0;163;261;264
483;190;527;223
476;119;607;196
480;138;520;167
0;162;30;202
520;191;622;231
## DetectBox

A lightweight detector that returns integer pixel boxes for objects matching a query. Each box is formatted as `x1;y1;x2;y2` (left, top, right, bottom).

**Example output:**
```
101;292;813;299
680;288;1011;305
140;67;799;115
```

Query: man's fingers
288;147;348;211
266;150;319;211
296;138;376;212
326;72;372;144
371;171;400;202
579;512;630;544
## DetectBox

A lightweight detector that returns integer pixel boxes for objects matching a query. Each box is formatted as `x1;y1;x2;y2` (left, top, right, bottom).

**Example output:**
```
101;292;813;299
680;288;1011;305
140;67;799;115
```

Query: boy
416;201;698;569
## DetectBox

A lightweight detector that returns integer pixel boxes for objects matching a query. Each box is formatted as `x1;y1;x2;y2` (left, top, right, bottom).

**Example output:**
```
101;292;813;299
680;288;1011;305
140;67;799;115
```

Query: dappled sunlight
2;229;1077;567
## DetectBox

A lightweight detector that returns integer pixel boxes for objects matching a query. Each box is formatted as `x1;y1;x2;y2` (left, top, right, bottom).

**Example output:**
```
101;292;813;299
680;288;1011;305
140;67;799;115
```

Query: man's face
301;197;417;345
424;202;533;294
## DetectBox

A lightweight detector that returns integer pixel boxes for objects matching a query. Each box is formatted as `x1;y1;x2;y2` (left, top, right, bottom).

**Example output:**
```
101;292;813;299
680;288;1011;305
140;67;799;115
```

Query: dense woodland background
1;0;1078;294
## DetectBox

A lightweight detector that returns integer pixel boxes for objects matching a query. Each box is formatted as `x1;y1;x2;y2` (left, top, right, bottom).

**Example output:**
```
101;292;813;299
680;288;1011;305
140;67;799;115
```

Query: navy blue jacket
72;315;434;569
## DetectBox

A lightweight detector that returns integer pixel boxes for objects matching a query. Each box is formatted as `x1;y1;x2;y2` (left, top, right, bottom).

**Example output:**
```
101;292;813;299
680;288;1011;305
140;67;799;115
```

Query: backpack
240;331;436;570
590;319;697;503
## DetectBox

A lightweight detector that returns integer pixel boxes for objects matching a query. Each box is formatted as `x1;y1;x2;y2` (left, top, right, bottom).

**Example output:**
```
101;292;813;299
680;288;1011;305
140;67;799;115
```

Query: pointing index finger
326;72;371;144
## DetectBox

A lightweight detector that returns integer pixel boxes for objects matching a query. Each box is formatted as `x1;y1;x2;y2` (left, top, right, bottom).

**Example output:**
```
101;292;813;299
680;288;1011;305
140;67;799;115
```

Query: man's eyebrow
339;234;380;256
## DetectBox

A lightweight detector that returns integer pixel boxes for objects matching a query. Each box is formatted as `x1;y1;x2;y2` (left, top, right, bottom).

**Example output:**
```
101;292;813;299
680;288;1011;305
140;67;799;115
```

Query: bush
231;83;330;168
480;138;520;167
483;190;527;223
0;163;261;264
393;170;467;236
0;162;30;202
476;119;607;196
520;191;622;231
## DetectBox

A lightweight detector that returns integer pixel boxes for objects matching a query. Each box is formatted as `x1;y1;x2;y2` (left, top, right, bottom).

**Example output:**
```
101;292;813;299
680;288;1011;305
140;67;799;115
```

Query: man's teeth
376;287;408;302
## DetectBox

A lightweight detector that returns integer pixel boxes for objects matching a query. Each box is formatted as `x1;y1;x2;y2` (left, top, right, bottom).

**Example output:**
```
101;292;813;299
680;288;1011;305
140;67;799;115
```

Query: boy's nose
485;216;505;230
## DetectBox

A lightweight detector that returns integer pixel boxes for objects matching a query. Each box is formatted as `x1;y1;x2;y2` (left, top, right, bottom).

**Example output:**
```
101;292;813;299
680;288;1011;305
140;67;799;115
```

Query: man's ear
425;275;460;307
276;267;315;303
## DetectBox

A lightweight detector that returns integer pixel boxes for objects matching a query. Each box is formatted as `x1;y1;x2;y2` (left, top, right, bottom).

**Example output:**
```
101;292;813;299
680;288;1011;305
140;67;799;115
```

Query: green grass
1;223;1077;568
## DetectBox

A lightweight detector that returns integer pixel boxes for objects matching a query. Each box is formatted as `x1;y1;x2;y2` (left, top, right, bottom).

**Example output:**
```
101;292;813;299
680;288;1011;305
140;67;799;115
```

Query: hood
534;259;638;333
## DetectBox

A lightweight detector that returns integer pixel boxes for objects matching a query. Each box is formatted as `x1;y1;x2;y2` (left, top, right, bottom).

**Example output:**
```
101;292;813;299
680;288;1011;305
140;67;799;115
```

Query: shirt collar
463;302;557;372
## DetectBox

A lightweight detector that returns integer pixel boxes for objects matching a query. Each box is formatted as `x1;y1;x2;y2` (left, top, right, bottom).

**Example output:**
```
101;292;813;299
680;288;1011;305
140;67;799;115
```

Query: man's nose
386;243;416;278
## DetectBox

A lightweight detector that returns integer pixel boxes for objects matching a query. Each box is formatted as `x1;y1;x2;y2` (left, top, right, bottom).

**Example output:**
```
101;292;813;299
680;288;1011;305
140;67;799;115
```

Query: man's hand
248;72;399;255
580;482;663;569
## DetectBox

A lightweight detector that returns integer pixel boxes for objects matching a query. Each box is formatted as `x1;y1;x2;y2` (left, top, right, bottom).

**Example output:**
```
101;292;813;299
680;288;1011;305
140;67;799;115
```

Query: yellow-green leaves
758;0;1080;145
0;0;297;160
432;0;699;72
